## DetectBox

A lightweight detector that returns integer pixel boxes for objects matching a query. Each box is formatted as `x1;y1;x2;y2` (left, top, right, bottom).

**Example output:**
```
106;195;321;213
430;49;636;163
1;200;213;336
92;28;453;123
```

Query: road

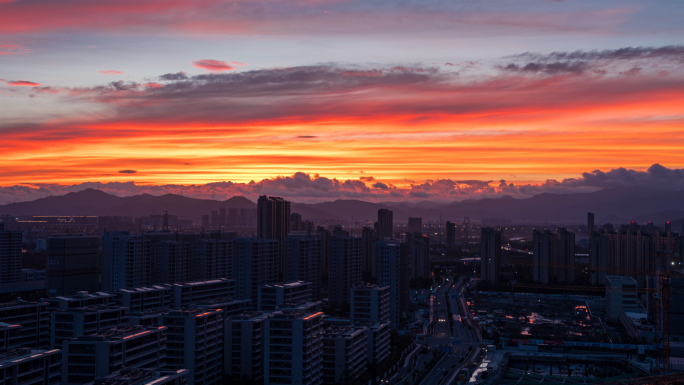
419;276;480;385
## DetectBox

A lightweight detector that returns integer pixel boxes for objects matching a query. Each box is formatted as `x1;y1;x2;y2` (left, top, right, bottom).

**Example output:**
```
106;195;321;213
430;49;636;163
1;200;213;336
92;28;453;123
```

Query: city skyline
1;1;683;202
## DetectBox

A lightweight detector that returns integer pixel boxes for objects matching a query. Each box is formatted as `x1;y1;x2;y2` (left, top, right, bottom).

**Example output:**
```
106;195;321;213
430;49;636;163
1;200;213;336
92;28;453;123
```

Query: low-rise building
86;368;188;385
166;279;235;310
114;286;171;313
258;281;312;311
47;291;117;311
0;322;21;349
62;326;167;384
196;298;252;317
0;348;61;385
606;275;640;322
322;327;368;384
51;305;129;349
0;299;50;349
365;322;390;365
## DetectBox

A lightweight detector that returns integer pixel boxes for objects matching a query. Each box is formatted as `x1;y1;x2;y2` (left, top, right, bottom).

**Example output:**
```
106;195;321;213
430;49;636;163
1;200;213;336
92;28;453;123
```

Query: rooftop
92;368;188;385
0;348;60;367
73;326;165;341
118;286;169;293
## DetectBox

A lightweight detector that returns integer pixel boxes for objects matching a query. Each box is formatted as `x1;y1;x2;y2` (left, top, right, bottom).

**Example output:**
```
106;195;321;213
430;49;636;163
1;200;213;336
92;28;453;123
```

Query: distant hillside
0;189;255;218
1;186;683;225
294;187;684;224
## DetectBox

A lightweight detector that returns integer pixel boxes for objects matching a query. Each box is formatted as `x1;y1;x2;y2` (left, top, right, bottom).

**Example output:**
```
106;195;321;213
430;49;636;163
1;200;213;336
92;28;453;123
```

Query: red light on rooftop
303;312;323;320
123;331;151;340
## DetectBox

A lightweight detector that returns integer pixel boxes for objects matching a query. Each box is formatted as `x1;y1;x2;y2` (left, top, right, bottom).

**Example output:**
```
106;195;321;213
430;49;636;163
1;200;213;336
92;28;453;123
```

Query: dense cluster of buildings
0;198;432;385
476;215;683;291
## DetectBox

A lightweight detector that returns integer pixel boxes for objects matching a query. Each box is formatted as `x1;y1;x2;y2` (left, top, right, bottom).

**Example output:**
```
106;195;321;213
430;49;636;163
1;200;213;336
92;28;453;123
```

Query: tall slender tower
376;241;409;328
0;223;22;285
408;218;422;234
257;195;291;277
445;221;456;251
163;210;169;231
376;209;393;239
480;228;502;285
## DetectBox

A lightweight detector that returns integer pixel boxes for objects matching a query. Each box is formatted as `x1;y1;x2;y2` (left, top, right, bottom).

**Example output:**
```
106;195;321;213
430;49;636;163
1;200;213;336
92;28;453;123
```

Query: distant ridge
0;188;256;218
1;187;683;224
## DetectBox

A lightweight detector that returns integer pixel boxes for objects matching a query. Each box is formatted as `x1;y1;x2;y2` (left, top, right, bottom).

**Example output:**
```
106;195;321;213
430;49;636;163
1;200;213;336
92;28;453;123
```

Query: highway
419;276;480;385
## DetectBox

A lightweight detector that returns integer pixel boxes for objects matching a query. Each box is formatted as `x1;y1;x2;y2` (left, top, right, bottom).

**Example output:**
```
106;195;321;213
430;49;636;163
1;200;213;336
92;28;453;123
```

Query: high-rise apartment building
328;233;362;308
588;212;595;233
376;241;409;328
445;221;456;251
408;217;422;234
161;309;224;385
224;312;271;383
480;228;502;285
46;235;100;296
533;229;576;285
191;239;233;281
558;228;576;284
102;232;152;292
316;227;331;287
375;209;393;239
284;235;323;298
291;213;304;232
407;233;430;280
257;195;291;276
264;310;324;385
234;238;279;304
350;284;390;325
154;240;192;285
361;227;378;278
533;230;555;285
0;223;22;285
589;230;610;285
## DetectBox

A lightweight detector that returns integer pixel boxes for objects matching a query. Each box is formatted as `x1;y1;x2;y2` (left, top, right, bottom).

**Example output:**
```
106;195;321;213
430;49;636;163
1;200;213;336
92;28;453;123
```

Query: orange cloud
1;53;683;191
99;70;124;75
191;59;235;72
2;79;40;86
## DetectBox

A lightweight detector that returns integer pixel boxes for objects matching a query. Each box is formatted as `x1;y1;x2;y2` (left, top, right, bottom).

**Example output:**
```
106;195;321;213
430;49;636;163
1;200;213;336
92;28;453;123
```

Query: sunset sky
1;0;683;203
